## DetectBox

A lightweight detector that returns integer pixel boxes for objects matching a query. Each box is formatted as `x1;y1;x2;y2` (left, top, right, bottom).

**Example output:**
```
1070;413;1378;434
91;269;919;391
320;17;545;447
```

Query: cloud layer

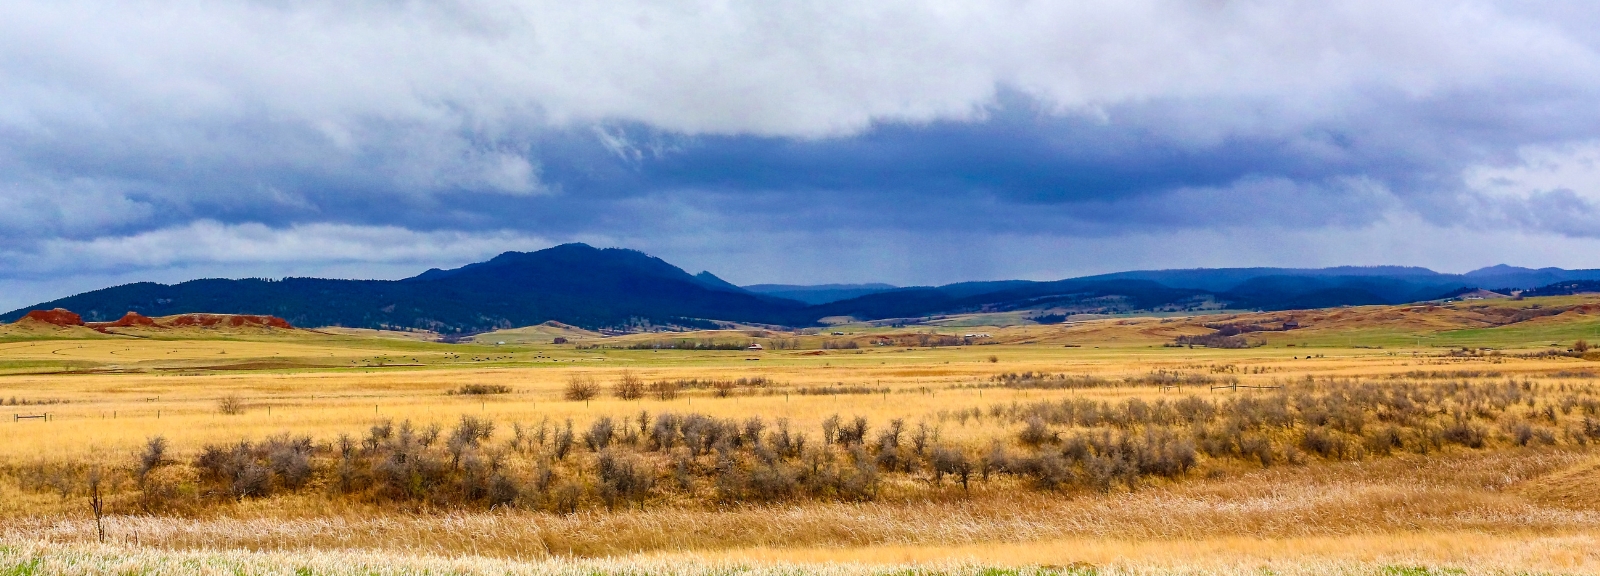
5;0;1600;309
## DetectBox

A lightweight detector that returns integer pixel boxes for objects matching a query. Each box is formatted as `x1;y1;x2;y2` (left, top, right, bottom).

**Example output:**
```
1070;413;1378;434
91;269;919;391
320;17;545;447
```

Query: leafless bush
1018;417;1057;446
138;436;168;481
192;434;315;500
553;420;575;459
596;450;654;510
564;375;600;401
450;384;511;395
930;445;973;490
584;416;616;451
448;416;495;466
1443;419;1488;448
613;371;645;400
648;379;680;400
217;395;246;415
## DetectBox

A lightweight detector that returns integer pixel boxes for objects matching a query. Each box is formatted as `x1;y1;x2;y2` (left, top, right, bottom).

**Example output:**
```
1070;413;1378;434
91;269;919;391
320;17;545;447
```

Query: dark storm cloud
4;0;1600;310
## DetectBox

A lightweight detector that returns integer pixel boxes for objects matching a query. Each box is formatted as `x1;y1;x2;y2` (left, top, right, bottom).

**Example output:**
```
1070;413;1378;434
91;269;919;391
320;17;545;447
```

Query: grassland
4;296;1600;574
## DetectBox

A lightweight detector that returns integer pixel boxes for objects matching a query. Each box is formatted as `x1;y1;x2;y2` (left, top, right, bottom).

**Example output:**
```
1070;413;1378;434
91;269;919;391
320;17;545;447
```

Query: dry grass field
5;296;1600;574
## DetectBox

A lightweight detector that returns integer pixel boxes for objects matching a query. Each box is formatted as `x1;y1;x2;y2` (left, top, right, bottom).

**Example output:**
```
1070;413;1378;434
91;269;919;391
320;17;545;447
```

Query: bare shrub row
19;379;1600;515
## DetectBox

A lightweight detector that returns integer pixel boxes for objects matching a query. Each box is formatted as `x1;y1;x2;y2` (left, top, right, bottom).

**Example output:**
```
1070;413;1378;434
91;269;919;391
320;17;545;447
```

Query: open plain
5;297;1600;574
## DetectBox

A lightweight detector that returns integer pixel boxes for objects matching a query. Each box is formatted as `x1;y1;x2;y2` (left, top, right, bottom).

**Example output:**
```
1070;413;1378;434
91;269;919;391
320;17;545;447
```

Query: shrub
265;434;314;489
1442;419;1488;448
217;395;246;415
138;436;168;481
821;414;841;445
1240;434;1274;467
553;420;576;459
837;416;869;445
743;462;799;502
613;371;645;400
192;434;316;501
767;417;804;458
564;375;600;401
1300;427;1357;459
584;416;616;451
930;445;972;489
450;416;495;446
1018;417;1056;446
451;384;511;395
648;379;680;400
487;473;520;508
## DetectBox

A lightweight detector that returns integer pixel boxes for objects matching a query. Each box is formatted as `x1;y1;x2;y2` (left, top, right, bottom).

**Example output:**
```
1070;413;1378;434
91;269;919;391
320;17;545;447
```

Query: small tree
88;468;105;542
613;370;645;400
1576;340;1591;353
564;375;600;401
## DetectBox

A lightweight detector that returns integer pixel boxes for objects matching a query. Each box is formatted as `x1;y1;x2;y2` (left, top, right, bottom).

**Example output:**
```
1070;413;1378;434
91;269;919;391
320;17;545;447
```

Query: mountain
742;283;899;305
0;244;807;333
7;246;1600;332
1461;264;1600;291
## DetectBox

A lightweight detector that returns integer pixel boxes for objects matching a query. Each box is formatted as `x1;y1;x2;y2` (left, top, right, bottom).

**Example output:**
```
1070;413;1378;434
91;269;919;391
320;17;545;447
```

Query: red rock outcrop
15;308;295;331
21;309;84;326
163;314;294;329
86;312;160;329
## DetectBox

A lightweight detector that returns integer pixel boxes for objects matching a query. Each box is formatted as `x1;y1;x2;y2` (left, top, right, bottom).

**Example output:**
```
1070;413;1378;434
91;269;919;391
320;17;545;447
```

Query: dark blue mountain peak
407;243;692;284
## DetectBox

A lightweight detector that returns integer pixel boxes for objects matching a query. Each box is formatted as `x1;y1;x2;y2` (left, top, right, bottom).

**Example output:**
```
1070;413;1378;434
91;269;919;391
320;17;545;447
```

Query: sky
5;0;1600;310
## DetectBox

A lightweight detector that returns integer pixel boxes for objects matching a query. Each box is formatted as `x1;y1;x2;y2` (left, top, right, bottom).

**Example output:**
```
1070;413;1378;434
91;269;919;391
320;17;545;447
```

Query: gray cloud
4;0;1600;306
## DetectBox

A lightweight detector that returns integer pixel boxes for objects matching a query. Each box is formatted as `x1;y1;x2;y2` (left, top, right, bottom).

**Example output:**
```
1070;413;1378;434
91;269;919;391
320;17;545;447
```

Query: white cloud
5;1;1593;137
0;221;555;278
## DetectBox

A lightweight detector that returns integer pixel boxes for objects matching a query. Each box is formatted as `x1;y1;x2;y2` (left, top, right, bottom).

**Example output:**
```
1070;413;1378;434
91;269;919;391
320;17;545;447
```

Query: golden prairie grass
5;308;1600;573
1;335;1589;458
6;441;1597;552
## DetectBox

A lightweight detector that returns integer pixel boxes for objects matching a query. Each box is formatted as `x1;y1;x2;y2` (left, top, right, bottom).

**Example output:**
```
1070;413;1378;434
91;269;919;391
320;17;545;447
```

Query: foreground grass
6;449;1597;558
3;535;1598;575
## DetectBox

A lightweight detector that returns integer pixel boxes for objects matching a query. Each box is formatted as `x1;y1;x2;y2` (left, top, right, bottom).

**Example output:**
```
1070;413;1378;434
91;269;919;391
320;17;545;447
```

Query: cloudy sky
5;0;1600;310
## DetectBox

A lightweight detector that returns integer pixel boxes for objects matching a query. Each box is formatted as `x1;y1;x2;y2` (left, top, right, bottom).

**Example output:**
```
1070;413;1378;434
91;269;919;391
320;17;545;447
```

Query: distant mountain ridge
742;283;900;305
1;244;809;333
4;246;1598;332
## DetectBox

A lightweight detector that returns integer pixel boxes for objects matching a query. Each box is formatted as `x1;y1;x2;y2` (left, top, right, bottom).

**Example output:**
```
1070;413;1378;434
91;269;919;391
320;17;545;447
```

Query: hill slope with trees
7;245;1598;331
